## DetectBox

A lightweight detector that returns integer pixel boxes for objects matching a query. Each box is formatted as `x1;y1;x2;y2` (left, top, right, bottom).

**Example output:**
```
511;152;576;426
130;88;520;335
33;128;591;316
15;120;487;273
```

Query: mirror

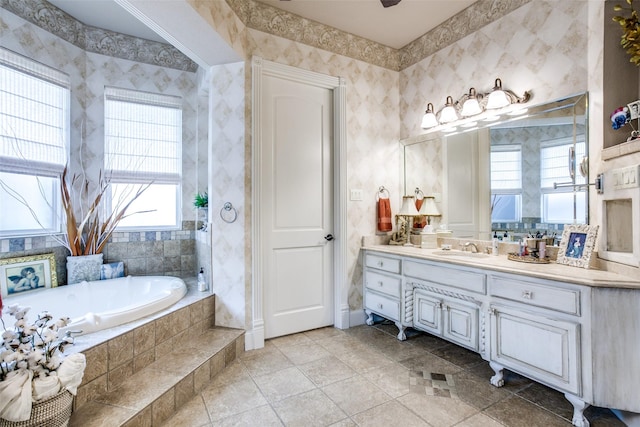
403;92;588;241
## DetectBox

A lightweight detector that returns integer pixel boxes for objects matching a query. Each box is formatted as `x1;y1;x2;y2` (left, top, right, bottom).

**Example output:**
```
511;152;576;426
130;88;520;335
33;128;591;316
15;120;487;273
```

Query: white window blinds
540;141;586;188
490;148;521;191
0;47;70;177
104;87;182;184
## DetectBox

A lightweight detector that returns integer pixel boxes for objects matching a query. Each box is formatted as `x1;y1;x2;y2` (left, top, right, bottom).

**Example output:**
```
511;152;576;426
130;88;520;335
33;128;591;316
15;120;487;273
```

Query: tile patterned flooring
162;322;624;426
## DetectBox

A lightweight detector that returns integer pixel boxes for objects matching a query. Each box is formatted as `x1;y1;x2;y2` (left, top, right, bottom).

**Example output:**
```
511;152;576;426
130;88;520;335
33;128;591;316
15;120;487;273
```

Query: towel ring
376;186;390;201
220;202;238;223
414;187;424;200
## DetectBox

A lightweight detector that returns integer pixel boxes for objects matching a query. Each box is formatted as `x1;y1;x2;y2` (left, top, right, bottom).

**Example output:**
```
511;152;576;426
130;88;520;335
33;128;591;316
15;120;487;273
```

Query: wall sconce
460;87;482;116
397;195;419;246
420;78;531;130
420;103;438;129
438;96;458;123
486;78;530;109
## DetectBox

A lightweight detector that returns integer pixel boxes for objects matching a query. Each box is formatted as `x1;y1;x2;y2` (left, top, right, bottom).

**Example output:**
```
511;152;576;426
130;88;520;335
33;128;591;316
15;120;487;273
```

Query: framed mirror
402;92;588;242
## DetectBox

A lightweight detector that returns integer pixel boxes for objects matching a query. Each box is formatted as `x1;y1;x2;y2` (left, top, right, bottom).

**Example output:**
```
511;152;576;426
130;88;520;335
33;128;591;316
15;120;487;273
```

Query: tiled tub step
69;327;245;427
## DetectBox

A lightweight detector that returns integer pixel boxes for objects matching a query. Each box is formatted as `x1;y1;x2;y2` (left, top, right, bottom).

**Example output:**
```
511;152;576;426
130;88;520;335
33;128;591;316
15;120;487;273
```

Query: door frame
248;57;347;350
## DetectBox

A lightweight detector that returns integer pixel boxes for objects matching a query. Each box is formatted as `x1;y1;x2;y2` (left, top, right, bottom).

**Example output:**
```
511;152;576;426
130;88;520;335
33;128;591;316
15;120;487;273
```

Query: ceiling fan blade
381;0;401;7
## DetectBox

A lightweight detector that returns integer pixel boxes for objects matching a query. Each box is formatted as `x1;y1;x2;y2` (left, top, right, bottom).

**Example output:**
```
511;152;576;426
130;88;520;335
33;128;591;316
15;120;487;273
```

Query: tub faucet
462;242;479;253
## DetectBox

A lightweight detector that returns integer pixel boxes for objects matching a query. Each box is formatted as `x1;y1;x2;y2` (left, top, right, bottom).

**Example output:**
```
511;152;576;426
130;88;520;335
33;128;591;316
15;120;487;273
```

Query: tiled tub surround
68;278;245;426
0;222;200;285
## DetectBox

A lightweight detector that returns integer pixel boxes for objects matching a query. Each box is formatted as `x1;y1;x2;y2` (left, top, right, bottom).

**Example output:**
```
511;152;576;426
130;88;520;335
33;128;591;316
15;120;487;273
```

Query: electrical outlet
612;165;640;190
350;189;363;201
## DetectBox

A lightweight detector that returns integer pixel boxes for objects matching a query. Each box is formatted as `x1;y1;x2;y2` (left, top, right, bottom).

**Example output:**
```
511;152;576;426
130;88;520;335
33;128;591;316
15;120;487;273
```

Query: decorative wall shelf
602;138;640;161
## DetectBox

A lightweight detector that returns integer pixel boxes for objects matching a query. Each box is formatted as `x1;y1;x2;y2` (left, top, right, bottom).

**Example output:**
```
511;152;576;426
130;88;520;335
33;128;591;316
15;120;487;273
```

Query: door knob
324;234;334;241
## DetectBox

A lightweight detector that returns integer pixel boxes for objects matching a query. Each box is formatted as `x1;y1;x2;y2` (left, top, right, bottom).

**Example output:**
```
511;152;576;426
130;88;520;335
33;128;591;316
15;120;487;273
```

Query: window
490;146;522;222
540;139;586;223
104;87;182;229
0;47;69;237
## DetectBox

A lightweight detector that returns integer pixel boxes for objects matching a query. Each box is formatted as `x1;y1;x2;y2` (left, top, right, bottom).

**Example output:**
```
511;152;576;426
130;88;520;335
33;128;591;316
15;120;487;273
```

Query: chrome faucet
462;242;479;253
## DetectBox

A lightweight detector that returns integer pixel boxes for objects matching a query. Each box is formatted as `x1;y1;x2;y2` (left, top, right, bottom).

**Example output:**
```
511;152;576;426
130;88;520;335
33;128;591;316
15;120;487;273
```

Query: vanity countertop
362;244;640;289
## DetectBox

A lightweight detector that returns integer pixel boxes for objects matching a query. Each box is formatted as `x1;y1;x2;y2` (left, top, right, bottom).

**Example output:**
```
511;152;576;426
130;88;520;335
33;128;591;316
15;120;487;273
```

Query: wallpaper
0;0;196;71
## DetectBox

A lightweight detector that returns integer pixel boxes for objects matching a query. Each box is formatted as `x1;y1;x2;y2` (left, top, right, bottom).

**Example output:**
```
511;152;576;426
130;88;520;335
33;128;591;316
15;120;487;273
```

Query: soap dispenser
197;267;208;292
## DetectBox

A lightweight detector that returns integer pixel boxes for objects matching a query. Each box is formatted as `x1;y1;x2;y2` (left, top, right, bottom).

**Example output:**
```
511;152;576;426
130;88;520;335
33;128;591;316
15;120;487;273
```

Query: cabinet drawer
365;254;401;274
404;260;486;294
489;276;580;315
364;270;401;298
365;292;400;321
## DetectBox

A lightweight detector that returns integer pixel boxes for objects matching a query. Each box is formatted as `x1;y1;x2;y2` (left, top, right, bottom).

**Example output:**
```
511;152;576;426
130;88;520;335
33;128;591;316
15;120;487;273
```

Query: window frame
0;47;70;238
490;144;522;223
103;86;183;231
540;137;587;223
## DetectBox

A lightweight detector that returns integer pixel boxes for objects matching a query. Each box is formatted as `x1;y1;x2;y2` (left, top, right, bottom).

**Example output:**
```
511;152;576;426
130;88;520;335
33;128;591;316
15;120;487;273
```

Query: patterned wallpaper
186;0;594;321
0;0;197;71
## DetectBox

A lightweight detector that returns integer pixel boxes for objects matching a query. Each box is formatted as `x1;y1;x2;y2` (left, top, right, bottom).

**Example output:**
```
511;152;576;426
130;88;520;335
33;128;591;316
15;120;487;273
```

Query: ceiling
46;0;475;50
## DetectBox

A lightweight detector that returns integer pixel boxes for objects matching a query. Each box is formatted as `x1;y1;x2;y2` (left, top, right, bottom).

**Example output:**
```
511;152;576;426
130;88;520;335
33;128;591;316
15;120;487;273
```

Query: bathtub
1;276;187;335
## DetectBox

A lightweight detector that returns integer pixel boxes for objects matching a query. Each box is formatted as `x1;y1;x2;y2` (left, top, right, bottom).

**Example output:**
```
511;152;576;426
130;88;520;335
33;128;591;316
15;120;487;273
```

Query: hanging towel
377;197;392;232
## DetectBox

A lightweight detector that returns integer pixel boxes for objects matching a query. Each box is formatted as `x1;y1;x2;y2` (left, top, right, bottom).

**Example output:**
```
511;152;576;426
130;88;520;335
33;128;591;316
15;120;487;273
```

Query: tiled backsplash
0;222;199;285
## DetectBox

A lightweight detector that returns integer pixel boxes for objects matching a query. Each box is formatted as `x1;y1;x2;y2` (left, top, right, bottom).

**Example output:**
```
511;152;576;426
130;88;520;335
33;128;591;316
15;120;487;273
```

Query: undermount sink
432;250;490;259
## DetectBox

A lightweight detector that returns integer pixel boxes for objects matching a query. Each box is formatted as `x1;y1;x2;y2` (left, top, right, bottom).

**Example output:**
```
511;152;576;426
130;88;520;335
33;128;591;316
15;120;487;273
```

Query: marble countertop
362;245;640;289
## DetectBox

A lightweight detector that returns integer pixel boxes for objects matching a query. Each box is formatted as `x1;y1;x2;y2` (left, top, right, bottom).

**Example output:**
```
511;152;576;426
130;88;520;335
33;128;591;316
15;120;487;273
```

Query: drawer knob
377;303;383;309
378;281;384;287
378;261;384;267
522;290;533;299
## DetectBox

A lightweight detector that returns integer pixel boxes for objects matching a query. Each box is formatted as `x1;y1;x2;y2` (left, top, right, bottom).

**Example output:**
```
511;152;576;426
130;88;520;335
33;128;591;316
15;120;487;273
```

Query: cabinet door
443;299;478;351
490;304;580;394
414;290;442;335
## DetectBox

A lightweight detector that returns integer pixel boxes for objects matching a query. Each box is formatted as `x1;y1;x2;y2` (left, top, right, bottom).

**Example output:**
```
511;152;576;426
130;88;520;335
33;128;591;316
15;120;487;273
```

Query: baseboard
349;308;366;327
244;320;265;351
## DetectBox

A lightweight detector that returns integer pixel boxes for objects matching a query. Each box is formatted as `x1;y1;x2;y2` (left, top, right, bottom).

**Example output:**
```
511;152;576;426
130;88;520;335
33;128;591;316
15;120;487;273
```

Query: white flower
41;329;57;344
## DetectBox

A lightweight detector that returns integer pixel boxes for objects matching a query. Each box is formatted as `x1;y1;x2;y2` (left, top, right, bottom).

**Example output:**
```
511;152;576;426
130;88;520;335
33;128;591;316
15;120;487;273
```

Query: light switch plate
350;189;363;201
612;165;640;190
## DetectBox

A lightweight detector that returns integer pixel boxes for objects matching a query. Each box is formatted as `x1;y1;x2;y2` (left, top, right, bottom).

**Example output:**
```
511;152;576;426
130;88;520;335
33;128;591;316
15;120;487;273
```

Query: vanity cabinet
362;246;640;427
414;288;479;351
488;274;582;395
404;259;484;351
363;253;406;340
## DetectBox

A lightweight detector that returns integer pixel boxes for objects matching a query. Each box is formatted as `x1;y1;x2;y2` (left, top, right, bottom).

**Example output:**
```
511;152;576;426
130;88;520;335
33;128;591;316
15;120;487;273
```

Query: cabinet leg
489;361;505;387
365;310;375;326
564;393;590;427
395;322;406;341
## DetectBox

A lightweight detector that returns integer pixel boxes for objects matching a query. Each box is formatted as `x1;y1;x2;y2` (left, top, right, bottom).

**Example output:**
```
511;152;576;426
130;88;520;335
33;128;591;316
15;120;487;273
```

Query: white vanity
362;245;640;427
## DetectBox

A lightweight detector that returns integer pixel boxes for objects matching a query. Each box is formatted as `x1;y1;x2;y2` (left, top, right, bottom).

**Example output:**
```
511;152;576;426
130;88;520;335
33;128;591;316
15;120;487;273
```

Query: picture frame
0;253;58;297
628;100;640;120
100;262;125;280
556;224;599;269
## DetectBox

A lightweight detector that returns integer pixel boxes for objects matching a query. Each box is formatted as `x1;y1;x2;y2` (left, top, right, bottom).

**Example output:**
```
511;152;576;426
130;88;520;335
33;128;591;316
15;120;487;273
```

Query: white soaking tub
1;276;187;335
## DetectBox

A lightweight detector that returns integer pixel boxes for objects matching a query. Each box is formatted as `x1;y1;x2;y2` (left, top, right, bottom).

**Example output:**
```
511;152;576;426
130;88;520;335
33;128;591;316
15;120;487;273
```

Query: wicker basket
0;390;73;427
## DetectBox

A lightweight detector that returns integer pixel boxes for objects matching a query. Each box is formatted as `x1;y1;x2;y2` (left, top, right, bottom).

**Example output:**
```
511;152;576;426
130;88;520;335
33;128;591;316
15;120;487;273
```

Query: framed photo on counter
556;224;599;269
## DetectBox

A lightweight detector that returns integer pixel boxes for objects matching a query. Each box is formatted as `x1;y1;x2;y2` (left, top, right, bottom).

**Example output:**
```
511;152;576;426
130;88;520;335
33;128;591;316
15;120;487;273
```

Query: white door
260;72;334;339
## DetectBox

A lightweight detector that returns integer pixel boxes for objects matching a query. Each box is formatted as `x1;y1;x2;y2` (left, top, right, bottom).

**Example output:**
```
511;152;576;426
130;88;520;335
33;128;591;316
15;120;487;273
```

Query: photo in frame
0;253;58;297
100;262;125;280
556;224;599;269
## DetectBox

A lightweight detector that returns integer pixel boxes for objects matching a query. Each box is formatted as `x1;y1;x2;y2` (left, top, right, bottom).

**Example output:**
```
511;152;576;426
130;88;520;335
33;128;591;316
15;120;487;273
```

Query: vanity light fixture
419;78;531;131
460;88;482;116
439;96;459;123
486;78;531;110
420;103;438;128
